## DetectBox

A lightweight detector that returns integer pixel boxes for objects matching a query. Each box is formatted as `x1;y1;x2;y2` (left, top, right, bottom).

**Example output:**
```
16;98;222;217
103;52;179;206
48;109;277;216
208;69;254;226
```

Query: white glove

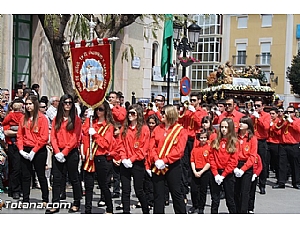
19;150;29;160
287;116;293;123
252;174;257;182
146;169;152;177
252;111;260;118
152;104;158;113
270;121;274;126
215;110;221;116
89;127;97;136
188;105;196;112
214;174;223;185
55;152;65;163
28;151;35;161
109;103;114;109
234;168;240;177
87;108;94;118
235;168;244;178
155;159;166;169
122;159;132;168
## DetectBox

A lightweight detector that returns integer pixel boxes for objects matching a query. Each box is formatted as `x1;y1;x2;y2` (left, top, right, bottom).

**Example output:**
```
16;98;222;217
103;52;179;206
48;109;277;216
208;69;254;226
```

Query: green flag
161;14;173;78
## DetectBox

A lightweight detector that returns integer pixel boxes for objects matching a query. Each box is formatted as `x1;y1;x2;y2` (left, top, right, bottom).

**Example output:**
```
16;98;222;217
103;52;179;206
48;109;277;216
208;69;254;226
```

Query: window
260;42;271;65
261;14;272;27
237;16;248;29
194;14;222;36
13;15;32;90
236;43;246;65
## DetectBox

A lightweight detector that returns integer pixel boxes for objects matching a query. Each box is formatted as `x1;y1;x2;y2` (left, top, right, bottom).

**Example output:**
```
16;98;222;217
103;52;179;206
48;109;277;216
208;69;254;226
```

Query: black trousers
210;171;236;214
181;137;194;197
267;142;280;180
143;170;154;206
190;168;211;210
7;144;21;194
152;160;186;214
21;146;48;203
257;140;268;188
234;161;253;214
120;160;149;214
112;163;121;195
248;176;258;212
51;148;81;207
278;144;300;186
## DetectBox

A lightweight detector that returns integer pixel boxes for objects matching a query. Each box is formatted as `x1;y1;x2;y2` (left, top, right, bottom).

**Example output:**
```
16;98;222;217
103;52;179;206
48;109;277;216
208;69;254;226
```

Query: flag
161;14;173;78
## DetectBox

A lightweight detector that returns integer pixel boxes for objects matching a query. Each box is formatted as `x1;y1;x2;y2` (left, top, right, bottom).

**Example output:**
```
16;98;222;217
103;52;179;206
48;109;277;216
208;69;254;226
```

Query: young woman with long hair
149;105;188;214
16;95;49;206
46;94;82;214
234;116;257;213
209;117;239;214
81;100;115;214
119;103;150;214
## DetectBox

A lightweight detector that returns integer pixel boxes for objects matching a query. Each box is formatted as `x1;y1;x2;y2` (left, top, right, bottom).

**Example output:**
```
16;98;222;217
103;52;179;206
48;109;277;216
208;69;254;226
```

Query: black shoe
293;185;300;189
68;206;80;213
272;184;285;189
45;208;60;214
111;193;120;198
259;187;266;194
13;193;20;200
116;204;123;210
198;209;204;214
188;207;198;214
60;194;66;201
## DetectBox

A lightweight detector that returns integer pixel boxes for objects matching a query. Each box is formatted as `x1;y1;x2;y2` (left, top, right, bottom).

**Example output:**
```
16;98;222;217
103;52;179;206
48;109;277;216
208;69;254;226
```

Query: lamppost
173;15;201;100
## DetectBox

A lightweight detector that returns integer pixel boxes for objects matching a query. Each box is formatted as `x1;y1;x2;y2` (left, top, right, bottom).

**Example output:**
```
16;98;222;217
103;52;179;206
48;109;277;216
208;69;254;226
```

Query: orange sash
83;124;110;172
152;124;183;175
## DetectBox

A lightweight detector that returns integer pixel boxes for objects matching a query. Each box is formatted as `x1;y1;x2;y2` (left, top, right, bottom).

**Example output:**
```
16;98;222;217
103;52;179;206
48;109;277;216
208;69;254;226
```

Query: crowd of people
0;83;300;214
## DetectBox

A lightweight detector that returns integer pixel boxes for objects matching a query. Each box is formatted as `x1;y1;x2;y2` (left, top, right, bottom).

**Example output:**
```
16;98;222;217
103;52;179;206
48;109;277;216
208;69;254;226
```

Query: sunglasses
160;110;166;115
95;107;104;112
39;106;47;108
190;99;197;103
25;103;33;106
286;111;294;114
254;104;261;108
155;99;163;102
225;103;233;107
278;110;284;112
64;101;73;105
128;111;137;116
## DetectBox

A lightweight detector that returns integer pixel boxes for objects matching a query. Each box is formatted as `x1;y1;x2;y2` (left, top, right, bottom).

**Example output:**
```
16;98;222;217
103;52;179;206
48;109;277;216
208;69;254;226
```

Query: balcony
255;54;272;66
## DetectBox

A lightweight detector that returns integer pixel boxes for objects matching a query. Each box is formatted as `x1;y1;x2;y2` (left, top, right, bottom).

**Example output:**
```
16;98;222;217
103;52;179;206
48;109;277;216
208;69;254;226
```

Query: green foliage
286;50;300;95
69;15;90;41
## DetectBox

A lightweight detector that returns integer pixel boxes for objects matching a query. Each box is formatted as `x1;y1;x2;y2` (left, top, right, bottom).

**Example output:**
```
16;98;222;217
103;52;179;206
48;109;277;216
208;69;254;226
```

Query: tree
286;50;300;95
37;14;165;95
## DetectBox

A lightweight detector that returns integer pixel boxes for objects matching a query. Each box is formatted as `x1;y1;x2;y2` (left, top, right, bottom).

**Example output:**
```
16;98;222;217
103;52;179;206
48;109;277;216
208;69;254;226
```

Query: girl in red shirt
234;116;257;214
46;94;82;214
119;104;150;214
190;128;211;214
16;95;49;206
149;105;188;214
209;117;239;214
82;100;115;214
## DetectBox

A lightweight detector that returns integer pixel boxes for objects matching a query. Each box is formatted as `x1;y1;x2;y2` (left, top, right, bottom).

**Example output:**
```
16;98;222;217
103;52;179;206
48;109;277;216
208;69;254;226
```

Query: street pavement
0;172;300;215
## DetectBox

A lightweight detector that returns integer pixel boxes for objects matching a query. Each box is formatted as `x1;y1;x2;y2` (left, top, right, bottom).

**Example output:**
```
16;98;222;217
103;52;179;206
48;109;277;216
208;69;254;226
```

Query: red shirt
2;111;24;127
209;138;239;177
149;123;187;165
267;118;282;144
82;118;114;156
280;117;300;144
190;141;211;169
51;115;82;156
218;110;245;132
237;133;258;172
251;111;271;140
107;136;122;161
111;105;127;124
119;124;150;163
253;154;263;176
16;112;49;153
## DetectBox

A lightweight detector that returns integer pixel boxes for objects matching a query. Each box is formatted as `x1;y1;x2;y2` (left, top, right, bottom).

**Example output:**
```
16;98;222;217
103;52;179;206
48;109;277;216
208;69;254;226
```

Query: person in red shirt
248;154;263;213
81;100;115;214
108;91;126;125
149;104;188;214
217;97;245;132
234;116;258;214
46;94;82;214
209;117;239;214
119;104;150;214
250;98;271;194
16;95;49;207
189;128;212;214
273;105;300;189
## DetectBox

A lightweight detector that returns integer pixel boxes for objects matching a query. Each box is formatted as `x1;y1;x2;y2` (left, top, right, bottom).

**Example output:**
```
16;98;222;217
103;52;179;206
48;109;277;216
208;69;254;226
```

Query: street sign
180;76;191;96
